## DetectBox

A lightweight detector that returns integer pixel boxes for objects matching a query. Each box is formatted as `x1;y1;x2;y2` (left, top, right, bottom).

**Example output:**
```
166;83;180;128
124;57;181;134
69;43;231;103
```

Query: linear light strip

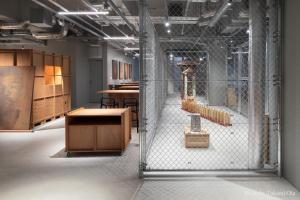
58;11;109;15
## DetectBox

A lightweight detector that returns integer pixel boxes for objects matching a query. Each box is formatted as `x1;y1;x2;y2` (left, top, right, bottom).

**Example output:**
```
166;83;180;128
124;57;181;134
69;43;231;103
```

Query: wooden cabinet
96;125;122;150
65;108;131;154
68;126;95;151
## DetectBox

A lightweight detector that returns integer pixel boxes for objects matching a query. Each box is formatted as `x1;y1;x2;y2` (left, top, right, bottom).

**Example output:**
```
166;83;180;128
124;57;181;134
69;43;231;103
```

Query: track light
58;11;109;15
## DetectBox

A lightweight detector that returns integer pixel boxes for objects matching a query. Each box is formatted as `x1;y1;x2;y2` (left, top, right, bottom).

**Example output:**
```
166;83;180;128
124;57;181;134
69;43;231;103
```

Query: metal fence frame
138;0;283;177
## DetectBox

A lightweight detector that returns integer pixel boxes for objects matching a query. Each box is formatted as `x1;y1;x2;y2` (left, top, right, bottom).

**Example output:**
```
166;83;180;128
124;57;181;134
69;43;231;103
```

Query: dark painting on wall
124;63;129;79
112;60;118;80
128;64;132;79
119;62;124;79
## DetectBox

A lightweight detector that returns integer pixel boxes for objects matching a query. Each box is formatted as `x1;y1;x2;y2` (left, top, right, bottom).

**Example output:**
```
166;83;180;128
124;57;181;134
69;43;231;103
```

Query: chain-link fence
139;0;282;174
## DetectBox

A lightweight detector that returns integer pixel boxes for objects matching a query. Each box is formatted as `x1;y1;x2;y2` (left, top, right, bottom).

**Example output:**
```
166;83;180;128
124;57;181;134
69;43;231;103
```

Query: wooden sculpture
182;98;232;127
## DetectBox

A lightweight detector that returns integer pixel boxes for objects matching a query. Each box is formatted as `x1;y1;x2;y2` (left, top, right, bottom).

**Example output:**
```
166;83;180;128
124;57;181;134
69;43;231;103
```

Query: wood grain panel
32;99;45;123
54;55;62;67
44;97;54;119
33;51;44;76
63;95;71;113
16;50;32;66
0;66;34;130
62;56;70;76
55;95;64;115
55;84;63;96
33;77;45;99
68;126;95;150
96;125;122;150
63;77;70;95
0;52;14;66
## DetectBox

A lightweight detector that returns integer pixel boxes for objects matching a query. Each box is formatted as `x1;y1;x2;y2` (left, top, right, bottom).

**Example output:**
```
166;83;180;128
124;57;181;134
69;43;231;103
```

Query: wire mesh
139;0;281;173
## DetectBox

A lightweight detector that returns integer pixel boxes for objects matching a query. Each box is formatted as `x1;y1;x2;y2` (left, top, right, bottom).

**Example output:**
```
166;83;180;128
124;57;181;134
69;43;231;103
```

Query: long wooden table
119;85;139;90
97;90;139;107
65;108;131;156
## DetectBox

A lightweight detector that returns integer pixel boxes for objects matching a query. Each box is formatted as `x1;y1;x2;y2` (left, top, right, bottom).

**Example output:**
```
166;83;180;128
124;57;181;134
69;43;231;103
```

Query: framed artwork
128;64;132;79
119;62;124;79
124;63;129;79
112;60;118;80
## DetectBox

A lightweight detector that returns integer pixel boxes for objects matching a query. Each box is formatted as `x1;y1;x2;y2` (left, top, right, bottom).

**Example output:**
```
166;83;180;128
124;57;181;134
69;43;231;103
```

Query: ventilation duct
31;24;69;40
0;21;30;30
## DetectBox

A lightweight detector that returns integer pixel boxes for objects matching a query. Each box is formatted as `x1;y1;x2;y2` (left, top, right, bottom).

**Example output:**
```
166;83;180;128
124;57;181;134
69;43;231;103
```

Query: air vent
168;3;183;16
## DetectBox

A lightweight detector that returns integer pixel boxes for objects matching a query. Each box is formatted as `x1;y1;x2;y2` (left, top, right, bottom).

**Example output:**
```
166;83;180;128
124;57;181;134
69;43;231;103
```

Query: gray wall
283;0;300;190
0;39;90;108
106;44;133;85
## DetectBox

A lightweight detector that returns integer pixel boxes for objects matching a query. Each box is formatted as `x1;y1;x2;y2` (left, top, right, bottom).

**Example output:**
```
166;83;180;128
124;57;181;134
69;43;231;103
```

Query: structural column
267;0;279;167
248;0;267;169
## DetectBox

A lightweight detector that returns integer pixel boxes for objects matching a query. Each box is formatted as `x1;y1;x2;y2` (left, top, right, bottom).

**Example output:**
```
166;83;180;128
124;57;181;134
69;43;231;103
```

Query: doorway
89;59;103;103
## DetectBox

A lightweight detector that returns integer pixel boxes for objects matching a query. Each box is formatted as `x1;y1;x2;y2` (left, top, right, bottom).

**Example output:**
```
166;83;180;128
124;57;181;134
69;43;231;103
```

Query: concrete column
208;41;227;106
267;0;279;167
248;0;267;169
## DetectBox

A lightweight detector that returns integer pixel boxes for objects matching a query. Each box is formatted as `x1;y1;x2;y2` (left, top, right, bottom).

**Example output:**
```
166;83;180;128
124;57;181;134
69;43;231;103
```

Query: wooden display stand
184;126;209;148
65;108;131;155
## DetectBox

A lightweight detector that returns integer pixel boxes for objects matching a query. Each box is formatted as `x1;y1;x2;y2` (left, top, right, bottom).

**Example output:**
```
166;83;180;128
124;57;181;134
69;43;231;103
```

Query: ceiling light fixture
246;29;250;34
124;47;139;51
165;21;170;27
104;36;137;40
58;11;109;15
167;29;171;33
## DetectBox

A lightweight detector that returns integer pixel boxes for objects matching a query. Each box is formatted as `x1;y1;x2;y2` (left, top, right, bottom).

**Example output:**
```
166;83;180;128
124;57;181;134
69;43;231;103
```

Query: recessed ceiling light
167;29;171;33
165;22;170;27
246;29;250;34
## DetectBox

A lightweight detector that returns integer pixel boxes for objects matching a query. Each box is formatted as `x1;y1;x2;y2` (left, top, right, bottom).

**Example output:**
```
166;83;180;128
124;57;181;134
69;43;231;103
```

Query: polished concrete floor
147;94;249;170
0;119;299;200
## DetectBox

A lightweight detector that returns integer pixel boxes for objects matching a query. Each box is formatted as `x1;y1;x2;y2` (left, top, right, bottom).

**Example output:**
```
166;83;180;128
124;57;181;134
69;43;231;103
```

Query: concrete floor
0;119;299;200
147;94;250;170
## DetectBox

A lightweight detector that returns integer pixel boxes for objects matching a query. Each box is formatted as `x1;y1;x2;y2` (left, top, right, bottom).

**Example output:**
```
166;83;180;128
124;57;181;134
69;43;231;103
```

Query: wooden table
97;90;139;107
65;108;131;156
119;85;139;90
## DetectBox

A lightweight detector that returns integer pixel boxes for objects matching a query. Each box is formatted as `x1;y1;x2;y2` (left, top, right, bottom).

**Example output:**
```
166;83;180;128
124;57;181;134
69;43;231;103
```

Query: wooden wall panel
0;52;14;66
55;96;64;115
33;77;45;99
33;51;44;76
44;97;54;119
0;66;34;130
45;54;53;66
63;77;70;95
54;55;62;67
62;56;70;76
16;50;32;66
63;95;71;113
32;99;45;123
55;84;63;96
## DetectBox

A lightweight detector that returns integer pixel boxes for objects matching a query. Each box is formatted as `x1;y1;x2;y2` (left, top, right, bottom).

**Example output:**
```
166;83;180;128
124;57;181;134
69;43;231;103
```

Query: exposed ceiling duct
208;0;233;27
31;23;69;40
0;21;31;30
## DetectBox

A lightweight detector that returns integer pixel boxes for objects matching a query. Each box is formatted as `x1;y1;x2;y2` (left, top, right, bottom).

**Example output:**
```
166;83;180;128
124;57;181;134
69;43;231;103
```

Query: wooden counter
97;90;139;107
119;85;139;90
65;108;131;155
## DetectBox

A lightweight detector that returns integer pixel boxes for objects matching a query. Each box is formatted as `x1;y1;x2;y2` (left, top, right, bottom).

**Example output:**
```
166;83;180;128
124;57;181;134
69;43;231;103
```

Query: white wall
106;44;133;85
283;0;300;190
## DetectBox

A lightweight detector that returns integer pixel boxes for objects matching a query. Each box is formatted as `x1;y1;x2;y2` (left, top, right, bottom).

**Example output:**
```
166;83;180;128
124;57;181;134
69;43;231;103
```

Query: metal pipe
181;0;191;35
32;24;69;40
248;0;266;169
32;0;101;37
47;0;109;37
80;0;128;37
208;0;233;27
0;21;30;30
106;0;138;35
